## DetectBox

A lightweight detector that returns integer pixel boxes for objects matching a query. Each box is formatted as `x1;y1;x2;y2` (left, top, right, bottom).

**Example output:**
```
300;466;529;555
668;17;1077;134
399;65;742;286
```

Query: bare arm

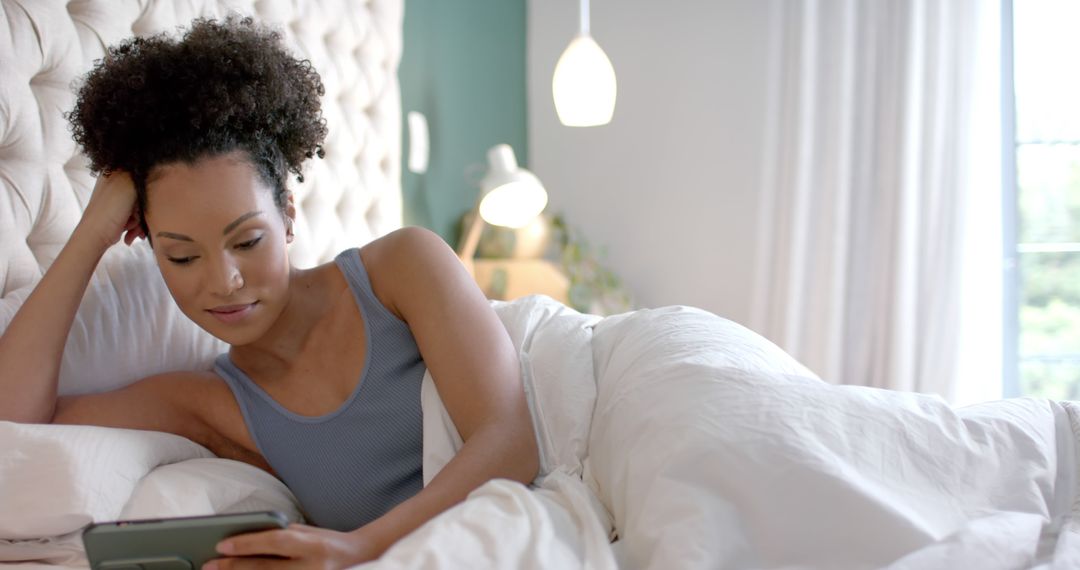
355;227;539;553
0;172;144;423
53;373;206;430
51;370;265;472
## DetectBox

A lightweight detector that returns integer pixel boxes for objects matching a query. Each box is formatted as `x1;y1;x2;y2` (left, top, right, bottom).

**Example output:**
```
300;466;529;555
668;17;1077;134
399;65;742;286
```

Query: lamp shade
478;144;548;228
552;33;617;127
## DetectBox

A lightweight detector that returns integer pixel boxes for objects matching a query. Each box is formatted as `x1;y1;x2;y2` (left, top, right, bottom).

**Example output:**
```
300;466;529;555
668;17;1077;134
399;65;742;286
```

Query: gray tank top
214;248;425;531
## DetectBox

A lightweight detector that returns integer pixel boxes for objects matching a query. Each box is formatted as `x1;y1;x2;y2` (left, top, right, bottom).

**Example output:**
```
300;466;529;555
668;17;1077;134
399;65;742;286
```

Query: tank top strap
213;354;270;456
334;248;406;329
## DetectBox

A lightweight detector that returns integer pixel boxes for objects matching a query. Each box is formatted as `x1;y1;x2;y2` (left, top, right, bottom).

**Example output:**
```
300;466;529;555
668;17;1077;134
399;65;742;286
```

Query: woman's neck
227;265;339;381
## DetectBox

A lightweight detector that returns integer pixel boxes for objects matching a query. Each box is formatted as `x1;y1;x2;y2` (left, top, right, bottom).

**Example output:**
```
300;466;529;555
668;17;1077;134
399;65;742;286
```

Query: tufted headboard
0;0;404;394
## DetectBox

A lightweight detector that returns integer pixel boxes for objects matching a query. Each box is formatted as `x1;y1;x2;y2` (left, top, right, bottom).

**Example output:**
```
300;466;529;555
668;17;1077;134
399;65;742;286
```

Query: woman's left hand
202;523;380;570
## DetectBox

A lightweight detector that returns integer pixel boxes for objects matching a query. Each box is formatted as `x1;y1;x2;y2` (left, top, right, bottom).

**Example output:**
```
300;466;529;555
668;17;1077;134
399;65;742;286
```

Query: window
1009;0;1080;399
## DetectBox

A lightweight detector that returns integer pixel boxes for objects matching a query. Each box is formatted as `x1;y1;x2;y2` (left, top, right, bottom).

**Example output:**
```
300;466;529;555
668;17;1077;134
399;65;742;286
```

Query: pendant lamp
552;0;617;127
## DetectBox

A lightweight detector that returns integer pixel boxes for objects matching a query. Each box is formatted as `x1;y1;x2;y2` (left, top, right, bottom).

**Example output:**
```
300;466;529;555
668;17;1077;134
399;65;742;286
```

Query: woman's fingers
215;528;301;558
202;557;302;570
121;210;146;246
200;524;370;570
76;170;141;249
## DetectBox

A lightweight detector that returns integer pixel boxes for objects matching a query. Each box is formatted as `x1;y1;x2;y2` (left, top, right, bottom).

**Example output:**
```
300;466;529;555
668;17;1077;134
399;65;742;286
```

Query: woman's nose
210;256;245;296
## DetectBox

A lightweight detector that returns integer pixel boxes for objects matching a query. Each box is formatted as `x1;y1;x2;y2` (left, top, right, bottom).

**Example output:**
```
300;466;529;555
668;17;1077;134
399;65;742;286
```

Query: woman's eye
167;256;196;265
237;236;262;250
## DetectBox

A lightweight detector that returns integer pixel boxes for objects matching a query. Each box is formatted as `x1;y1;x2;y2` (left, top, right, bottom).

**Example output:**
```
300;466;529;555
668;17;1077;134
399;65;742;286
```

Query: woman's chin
189;312;264;347
204;324;261;347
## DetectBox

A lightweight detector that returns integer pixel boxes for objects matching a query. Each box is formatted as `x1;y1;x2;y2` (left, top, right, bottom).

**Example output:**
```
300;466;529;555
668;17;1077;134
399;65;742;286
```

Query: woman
0;16;539;568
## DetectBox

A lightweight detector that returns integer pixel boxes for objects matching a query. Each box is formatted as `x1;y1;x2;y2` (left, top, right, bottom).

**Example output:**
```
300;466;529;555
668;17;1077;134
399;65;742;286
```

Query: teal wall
399;0;529;245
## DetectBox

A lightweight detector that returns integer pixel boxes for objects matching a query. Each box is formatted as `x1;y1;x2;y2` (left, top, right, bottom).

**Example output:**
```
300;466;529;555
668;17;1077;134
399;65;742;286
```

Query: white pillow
0;422;299;542
0;422;303;565
119;458;303;522
57;241;227;396
0;421;212;539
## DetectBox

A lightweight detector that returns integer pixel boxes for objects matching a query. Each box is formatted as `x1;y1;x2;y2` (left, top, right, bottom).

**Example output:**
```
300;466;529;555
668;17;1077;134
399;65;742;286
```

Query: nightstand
472;258;569;304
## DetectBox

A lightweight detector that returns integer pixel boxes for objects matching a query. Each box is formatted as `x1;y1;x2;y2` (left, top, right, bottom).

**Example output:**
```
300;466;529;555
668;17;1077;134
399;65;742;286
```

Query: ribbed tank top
214;248;425;531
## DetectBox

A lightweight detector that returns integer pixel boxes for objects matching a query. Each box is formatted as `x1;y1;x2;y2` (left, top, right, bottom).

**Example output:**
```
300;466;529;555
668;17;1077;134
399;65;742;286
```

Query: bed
3;1;1080;569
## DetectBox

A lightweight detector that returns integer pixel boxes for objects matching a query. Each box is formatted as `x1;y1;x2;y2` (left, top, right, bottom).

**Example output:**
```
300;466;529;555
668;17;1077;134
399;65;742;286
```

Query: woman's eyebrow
156;231;193;242
155;210;263;241
223;211;263;235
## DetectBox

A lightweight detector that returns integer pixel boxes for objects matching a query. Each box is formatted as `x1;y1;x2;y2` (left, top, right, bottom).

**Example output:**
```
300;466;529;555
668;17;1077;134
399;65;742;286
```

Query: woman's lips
207;302;258;324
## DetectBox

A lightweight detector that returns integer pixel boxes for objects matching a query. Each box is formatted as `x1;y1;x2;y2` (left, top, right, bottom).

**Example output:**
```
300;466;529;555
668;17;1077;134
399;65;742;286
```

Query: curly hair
68;15;327;235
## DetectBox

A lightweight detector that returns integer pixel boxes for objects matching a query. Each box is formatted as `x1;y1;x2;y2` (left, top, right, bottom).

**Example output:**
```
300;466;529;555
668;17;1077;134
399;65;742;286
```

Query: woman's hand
74;171;144;252
202;523;383;570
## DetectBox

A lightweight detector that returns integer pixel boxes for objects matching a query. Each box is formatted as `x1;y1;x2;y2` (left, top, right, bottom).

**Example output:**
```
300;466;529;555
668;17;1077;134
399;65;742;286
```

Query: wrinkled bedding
3;296;1080;569
585;303;1080;569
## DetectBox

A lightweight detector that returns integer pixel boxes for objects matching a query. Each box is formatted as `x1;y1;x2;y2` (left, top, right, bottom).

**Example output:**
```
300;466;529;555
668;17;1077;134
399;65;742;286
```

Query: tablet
82;511;289;570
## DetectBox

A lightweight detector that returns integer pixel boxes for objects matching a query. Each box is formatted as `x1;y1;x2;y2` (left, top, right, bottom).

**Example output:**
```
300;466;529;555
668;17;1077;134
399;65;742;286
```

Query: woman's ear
285;192;296;243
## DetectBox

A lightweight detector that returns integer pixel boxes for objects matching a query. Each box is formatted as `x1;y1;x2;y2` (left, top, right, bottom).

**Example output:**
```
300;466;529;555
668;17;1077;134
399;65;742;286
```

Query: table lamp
457;144;548;276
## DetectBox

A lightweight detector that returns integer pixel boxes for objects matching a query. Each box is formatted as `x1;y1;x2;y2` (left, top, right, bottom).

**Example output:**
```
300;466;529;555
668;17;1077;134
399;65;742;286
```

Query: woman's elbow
512;416;541;484
0;395;56;425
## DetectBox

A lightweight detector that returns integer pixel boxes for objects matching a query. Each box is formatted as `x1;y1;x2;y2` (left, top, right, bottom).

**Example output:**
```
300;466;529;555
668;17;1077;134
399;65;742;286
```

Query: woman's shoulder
359;226;448;265
304;228;443;282
355;227;460;320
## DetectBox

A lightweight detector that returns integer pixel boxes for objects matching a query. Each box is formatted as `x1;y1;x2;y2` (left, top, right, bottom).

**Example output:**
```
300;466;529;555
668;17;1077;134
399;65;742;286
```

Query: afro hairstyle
68;15;328;235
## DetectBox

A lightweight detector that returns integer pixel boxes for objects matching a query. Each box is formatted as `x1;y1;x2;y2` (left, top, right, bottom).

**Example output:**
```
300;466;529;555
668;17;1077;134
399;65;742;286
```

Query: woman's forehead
147;154;273;206
144;156;281;236
148;151;256;185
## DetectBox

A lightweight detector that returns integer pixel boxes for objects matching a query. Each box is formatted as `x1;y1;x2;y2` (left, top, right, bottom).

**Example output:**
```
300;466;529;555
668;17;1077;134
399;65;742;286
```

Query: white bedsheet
4;296;1080;569
585;304;1080;569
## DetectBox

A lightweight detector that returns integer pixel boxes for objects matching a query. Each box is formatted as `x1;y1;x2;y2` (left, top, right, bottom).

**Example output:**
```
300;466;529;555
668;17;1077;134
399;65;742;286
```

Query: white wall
527;0;774;324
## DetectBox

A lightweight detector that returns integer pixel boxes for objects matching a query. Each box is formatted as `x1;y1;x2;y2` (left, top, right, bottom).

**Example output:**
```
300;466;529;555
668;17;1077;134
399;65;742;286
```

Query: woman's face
143;151;293;346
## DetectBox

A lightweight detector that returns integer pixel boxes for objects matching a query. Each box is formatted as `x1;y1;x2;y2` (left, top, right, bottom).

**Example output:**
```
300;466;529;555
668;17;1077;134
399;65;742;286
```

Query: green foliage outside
1018;144;1080;399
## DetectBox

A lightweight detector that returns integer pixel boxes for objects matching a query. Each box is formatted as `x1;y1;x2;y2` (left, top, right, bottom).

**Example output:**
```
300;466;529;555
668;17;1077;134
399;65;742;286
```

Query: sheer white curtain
751;0;1002;399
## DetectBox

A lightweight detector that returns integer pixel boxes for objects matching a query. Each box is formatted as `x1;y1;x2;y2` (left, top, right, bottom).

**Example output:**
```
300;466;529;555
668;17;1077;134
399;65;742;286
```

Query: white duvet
3;295;1080;569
